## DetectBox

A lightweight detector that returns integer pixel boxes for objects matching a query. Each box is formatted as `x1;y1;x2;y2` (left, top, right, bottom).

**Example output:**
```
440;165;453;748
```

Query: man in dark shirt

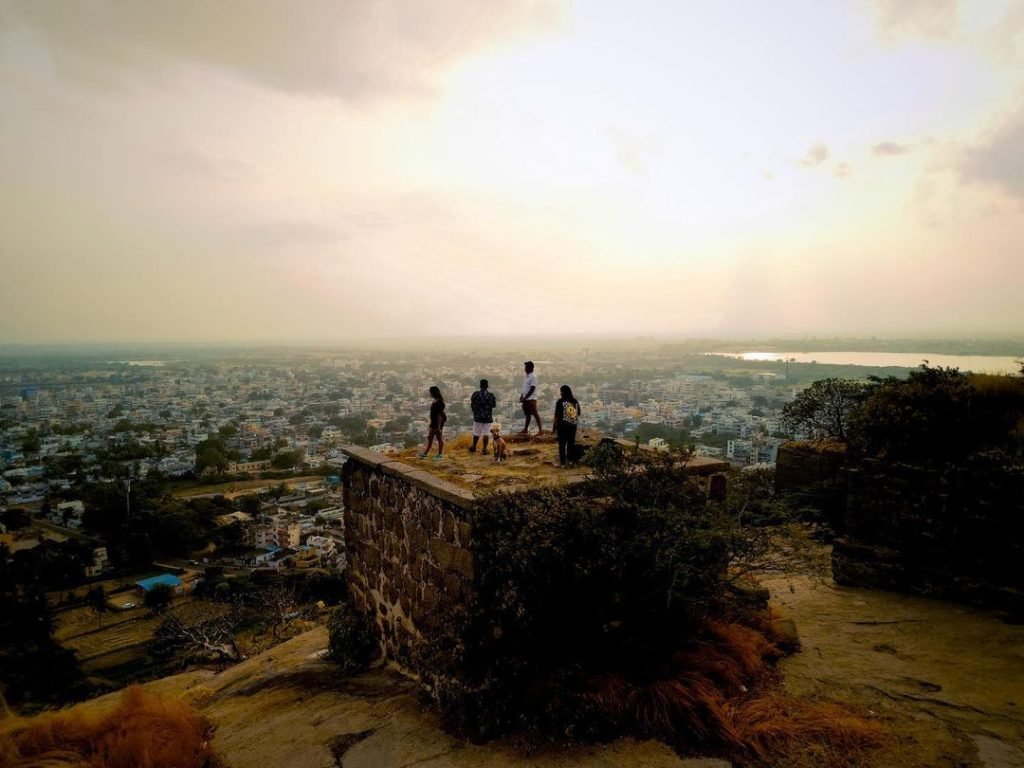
469;379;497;454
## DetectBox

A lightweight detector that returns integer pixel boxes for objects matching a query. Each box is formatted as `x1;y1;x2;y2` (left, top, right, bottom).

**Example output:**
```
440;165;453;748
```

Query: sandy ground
763;573;1024;768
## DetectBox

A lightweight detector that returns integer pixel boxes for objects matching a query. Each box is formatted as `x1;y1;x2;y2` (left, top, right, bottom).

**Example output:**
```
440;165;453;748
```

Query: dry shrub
0;686;217;768
585;619;881;766
732;693;884;765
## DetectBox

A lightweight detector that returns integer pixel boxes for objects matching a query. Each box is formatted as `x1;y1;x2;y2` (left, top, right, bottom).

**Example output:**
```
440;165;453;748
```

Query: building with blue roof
134;573;184;595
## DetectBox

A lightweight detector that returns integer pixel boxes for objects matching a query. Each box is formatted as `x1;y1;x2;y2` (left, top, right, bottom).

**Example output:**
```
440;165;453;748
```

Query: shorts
472;421;493;437
522;399;540;416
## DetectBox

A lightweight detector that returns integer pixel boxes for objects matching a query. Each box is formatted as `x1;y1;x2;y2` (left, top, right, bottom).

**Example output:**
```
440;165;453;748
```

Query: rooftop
343;430;729;499
135;573;183;591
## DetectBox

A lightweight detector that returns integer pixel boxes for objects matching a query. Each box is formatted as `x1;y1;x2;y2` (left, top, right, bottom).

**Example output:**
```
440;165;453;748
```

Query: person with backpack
553;384;581;467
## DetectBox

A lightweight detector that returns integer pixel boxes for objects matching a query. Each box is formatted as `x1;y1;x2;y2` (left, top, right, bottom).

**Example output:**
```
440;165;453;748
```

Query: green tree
850;365;1024;465
20;428;41;455
271;450;301;470
782;378;868;440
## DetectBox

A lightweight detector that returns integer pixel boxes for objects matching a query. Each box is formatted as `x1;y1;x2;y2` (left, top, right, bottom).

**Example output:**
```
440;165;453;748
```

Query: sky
1;0;1023;343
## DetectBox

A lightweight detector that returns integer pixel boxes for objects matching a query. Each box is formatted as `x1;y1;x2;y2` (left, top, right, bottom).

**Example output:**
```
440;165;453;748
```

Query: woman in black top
419;386;447;461
553;384;581;467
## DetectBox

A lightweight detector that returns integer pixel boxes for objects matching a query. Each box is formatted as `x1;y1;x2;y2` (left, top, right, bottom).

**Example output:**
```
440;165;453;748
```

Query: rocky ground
28;566;1024;768
763;573;1024;768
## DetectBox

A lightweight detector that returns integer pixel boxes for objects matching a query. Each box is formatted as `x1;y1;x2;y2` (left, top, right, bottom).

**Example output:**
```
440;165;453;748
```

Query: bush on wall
415;445;760;742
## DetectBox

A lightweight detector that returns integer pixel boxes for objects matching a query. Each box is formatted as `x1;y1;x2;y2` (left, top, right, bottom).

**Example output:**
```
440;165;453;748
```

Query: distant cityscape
2;341;1018;585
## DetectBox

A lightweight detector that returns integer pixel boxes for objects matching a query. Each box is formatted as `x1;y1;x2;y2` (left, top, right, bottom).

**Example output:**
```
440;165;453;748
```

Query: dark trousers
557;424;577;465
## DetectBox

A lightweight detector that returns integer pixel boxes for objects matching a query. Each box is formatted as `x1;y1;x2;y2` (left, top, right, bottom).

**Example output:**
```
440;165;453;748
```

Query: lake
709;351;1022;374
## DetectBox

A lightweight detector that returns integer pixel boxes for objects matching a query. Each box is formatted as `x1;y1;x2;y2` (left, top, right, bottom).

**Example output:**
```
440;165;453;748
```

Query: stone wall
774;440;848;532
774;440;846;492
833;457;1024;612
342;447;476;665
342;444;731;667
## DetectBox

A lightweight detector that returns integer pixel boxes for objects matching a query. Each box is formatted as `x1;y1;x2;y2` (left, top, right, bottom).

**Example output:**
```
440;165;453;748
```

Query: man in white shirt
519;361;544;435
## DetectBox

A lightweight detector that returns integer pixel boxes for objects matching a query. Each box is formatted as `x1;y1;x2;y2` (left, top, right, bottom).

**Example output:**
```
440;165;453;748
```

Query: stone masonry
833;457;1024;612
342;446;476;665
342;443;731;667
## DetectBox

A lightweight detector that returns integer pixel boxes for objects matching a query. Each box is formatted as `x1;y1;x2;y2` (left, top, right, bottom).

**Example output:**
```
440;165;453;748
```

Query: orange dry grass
0;686;217;768
586;620;882;765
731;693;884;763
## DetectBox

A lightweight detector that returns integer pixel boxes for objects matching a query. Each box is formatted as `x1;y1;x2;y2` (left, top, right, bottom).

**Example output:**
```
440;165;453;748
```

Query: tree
194;437;231;475
86;586;108;628
849;365;1024;465
20;428;41;455
151;607;240;668
782;378;867;440
237;494;262;515
1;550;88;707
144;583;174;613
257;582;300;640
1;508;31;531
271;450;301;469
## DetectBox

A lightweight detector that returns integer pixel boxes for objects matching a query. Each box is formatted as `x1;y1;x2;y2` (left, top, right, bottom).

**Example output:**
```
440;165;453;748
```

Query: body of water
107;360;180;366
709;351;1022;374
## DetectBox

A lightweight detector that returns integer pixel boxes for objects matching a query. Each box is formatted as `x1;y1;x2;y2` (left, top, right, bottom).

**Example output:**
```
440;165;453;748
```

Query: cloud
873;141;912;156
985;3;1024;63
162;146;263;183
960;104;1024;200
868;0;958;40
0;0;564;101
833;162;852;179
801;143;829;167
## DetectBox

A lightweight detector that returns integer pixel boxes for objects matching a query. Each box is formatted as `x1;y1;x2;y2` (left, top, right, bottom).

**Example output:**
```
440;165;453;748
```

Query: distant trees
782;378;868;440
270;450;302;470
194;436;239;475
633;422;691;448
782;365;1024;466
850;365;1024;466
20;428;41;455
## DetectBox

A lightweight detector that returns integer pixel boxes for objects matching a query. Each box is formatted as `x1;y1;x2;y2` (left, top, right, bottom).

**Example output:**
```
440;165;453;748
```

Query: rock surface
63;566;1024;768
127;628;728;768
764;573;1024;768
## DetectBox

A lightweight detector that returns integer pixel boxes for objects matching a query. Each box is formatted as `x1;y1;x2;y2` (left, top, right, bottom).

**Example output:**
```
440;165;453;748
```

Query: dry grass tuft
585;619;882;766
0;686;217;768
732;693;884;765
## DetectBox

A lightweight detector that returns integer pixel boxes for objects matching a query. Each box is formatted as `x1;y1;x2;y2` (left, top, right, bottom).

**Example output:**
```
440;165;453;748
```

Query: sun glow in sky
1;0;1023;342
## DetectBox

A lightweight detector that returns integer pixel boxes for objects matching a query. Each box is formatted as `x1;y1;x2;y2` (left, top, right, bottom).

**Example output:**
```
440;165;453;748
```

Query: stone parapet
342;448;476;665
833;457;1024;612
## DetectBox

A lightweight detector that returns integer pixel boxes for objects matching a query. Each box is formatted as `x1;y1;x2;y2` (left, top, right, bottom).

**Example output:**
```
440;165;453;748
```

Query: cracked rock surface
764;573;1024;768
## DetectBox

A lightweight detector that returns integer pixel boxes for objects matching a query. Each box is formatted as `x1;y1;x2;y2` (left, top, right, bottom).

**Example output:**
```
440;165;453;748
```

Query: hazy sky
2;0;1023;343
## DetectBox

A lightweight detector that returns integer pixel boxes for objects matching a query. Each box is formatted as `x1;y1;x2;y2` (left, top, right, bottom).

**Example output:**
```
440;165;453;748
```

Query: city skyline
2;0;1024;343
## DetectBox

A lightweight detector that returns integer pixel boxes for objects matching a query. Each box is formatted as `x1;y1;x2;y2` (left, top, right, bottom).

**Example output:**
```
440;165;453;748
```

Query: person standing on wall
553;384;581;467
519;361;543;435
418;386;446;461
469;379;497;454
